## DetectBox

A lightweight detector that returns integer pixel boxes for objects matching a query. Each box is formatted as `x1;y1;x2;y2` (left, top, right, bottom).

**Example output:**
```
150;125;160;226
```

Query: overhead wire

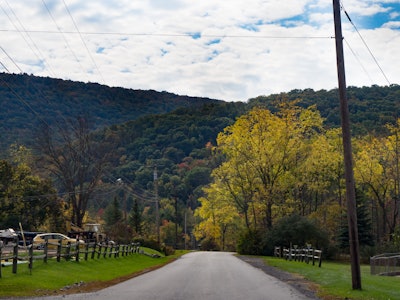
340;2;391;85
62;0;106;85
0;46;23;73
343;38;374;84
41;0;90;83
1;0;57;77
0;28;333;39
0;3;156;207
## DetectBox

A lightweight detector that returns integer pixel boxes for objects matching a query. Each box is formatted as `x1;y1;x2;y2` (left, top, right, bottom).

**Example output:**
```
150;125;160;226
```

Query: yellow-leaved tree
198;104;325;238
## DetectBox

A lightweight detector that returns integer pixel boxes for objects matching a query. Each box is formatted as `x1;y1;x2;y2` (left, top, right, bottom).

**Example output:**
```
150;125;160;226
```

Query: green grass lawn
0;248;187;298
2;251;398;299
263;257;400;300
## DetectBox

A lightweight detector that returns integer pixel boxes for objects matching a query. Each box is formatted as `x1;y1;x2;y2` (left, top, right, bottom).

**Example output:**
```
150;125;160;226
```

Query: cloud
0;1;399;102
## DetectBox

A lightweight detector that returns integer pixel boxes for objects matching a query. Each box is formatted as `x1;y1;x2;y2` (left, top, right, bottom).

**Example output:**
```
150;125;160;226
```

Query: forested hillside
1;72;400;253
249;84;400;135
0;72;221;154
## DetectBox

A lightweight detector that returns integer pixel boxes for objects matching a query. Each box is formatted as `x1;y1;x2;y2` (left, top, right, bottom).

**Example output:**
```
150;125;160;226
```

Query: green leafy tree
265;214;329;254
0;158;63;231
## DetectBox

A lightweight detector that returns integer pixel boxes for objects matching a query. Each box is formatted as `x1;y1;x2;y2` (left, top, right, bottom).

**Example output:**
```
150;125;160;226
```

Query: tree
0;158;63;231
36;116;114;228
354;134;397;242
129;198;143;235
194;182;241;250
265;214;329;252
338;189;374;249
215;104;323;229
104;196;132;242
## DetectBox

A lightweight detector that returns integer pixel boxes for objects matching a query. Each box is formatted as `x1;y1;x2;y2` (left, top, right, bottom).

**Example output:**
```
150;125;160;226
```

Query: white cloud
0;0;398;102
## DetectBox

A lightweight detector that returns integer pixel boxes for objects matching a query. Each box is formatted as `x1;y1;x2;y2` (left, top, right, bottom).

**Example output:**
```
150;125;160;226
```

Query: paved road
33;252;315;300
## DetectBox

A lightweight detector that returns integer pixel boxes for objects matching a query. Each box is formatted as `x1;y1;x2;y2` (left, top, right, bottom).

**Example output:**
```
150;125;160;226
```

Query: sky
0;0;399;102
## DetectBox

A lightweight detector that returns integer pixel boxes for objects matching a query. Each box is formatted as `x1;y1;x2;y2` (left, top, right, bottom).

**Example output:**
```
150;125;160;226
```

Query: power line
62;0;106;85
340;2;391;85
41;0;90;83
0;28;333;40
0;46;23;73
1;1;57;77
344;38;374;84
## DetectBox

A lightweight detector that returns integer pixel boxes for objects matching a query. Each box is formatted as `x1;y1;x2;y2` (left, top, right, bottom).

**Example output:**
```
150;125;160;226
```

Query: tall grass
264;257;400;300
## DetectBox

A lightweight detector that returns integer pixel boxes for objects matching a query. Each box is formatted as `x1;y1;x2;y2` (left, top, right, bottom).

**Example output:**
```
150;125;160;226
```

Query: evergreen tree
104;196;123;228
338;189;374;249
129;198;142;235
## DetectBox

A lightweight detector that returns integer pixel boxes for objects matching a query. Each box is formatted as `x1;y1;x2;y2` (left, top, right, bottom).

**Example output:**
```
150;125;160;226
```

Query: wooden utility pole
154;166;160;245
332;0;362;290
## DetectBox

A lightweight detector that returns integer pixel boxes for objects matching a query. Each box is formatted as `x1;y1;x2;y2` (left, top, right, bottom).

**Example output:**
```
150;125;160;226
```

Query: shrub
264;214;330;254
199;237;220;251
162;245;176;256
237;229;266;255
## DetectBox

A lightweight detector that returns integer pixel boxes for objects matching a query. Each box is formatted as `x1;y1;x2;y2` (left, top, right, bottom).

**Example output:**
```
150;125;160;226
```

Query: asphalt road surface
32;252;315;300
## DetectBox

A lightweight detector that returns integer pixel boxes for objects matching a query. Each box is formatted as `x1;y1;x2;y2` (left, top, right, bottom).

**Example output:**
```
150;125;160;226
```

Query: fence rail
0;240;140;278
370;253;400;276
274;245;322;267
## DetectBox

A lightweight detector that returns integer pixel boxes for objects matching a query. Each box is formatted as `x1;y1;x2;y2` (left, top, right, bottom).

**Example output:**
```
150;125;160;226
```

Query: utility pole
333;0;362;290
154;166;160;245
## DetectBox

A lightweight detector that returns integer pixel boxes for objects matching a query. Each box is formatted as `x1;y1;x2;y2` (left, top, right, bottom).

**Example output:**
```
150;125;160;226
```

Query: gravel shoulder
237;255;321;300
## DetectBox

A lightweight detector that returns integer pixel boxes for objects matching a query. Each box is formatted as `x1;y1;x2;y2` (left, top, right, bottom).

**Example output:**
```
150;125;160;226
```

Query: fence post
103;243;107;258
312;249;316;266
0;240;3;278
97;243;102;259
109;243;113;258
57;240;62;262
91;243;96;260
85;242;89;261
28;244;33;274
318;251;322;267
12;242;18;274
66;241;71;261
75;242;80;262
44;240;48;263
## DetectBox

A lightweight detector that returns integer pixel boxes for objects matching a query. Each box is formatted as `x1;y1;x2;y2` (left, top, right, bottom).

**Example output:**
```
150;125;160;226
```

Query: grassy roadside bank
0;249;188;298
263;257;400;300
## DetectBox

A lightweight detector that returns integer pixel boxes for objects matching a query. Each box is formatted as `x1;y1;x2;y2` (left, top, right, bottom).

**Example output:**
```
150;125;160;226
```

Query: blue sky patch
344;3;400;29
189;32;201;39
96;47;105;54
275;15;306;28
161;48;169;56
206;39;221;46
239;23;260;32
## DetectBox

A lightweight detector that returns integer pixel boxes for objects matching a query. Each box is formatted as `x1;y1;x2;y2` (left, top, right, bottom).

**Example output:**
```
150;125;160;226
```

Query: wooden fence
274;245;323;267
0;240;141;278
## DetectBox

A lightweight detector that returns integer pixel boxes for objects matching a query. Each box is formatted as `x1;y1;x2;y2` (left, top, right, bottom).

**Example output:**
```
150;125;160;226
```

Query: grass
3;251;399;299
0;248;188;298
263;257;400;300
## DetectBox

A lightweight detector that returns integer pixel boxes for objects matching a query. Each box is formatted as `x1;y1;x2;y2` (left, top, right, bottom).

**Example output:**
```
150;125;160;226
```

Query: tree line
1;82;400;256
194;102;400;257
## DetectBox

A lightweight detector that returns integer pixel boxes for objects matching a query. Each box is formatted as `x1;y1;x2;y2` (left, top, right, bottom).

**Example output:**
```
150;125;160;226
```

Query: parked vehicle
67;223;106;243
0;228;18;245
17;231;42;246
33;233;83;249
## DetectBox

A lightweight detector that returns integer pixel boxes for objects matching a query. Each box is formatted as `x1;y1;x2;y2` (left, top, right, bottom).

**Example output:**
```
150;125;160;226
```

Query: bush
264;214;330;254
162;245;176;256
132;238;162;252
237;229;266;255
199;238;220;251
